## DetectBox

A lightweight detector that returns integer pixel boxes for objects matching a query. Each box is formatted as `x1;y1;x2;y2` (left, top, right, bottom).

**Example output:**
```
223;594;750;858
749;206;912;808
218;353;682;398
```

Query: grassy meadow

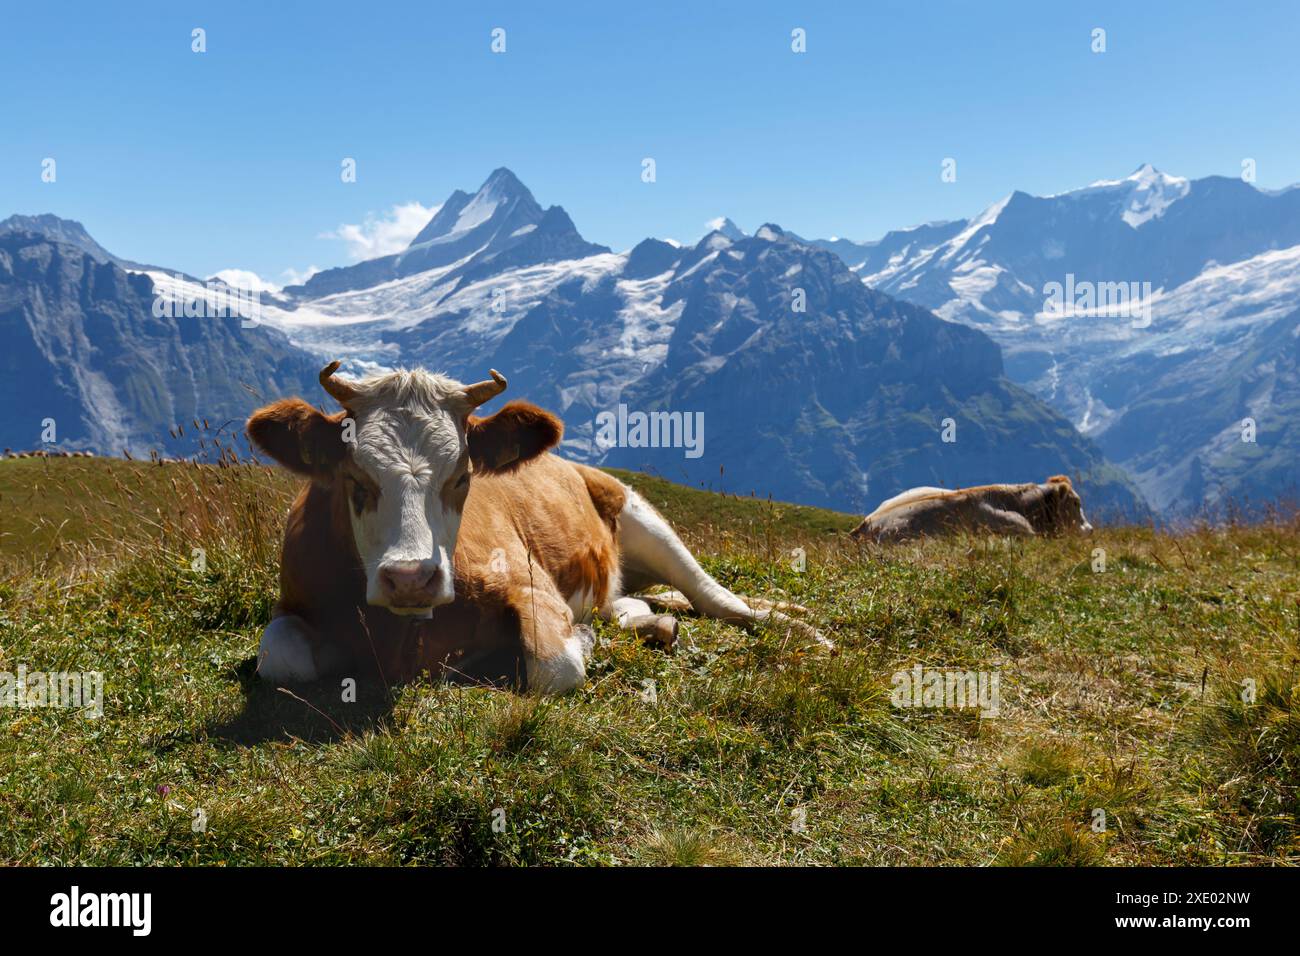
0;454;1297;865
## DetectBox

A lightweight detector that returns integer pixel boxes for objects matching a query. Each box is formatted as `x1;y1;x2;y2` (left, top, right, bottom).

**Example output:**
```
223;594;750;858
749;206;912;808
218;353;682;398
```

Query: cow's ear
1046;477;1076;503
467;401;563;473
246;399;348;478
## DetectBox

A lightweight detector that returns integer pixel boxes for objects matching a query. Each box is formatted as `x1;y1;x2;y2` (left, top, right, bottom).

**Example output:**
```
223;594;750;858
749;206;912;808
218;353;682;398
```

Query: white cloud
208;264;323;293
208;200;436;297
280;264;321;288
320;201;439;261
209;268;281;293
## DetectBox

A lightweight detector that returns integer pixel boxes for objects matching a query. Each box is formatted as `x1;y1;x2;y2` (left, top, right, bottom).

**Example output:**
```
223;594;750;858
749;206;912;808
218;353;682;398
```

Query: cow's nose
378;560;443;604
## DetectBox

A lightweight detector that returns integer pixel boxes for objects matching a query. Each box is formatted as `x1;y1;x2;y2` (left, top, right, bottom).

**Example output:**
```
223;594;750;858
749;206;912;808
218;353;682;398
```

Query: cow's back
858;496;980;541
855;484;1032;541
865;486;948;520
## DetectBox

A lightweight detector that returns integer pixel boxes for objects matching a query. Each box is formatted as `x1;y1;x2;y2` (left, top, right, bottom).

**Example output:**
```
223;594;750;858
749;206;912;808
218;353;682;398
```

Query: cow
245;362;819;694
849;475;1093;543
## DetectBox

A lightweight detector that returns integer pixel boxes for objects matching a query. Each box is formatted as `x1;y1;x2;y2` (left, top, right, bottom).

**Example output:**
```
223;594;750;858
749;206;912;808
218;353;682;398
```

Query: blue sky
2;1;1297;284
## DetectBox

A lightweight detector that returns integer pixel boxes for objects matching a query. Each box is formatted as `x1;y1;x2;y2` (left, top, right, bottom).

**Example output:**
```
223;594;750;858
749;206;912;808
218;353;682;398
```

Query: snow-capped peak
704;217;746;240
1127;162;1182;187
938;194;1012;263
406;168;541;251
1074;164;1191;228
470;167;536;213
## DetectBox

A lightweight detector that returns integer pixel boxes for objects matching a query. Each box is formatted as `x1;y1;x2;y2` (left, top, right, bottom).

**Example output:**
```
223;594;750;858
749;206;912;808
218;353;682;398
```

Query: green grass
1;457;1298;865
604;467;858;541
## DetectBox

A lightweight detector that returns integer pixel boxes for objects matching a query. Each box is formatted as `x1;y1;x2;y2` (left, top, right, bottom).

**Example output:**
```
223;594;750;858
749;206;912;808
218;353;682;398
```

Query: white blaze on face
344;378;472;612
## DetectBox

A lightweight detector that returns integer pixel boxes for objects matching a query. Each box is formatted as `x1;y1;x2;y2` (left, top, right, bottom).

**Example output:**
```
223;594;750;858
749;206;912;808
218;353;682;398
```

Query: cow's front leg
602;595;678;649
257;614;349;684
511;584;592;695
257;614;321;683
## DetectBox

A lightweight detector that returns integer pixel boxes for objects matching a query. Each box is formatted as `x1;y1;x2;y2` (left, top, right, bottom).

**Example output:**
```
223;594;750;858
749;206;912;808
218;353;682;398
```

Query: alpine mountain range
4;165;1297;520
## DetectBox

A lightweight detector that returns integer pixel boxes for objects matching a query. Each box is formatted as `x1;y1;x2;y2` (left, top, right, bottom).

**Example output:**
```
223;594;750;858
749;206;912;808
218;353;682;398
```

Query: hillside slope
0;457;856;567
1;457;1296;866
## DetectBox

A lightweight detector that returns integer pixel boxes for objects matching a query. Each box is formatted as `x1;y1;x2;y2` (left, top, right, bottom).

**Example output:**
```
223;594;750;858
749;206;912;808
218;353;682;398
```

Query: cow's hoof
622;613;678;650
648;614;678;650
257;616;320;684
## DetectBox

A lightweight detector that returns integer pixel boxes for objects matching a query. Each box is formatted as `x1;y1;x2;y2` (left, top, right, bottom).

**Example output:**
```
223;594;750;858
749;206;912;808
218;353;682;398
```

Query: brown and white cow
849;475;1093;543
246;362;812;693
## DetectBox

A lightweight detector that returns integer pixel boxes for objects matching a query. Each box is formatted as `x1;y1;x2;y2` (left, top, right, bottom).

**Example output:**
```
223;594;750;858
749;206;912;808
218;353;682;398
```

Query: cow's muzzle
376;559;453;614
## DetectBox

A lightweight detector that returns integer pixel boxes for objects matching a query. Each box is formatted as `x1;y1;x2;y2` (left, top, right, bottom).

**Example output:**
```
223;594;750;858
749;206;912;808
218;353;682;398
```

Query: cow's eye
349;479;372;513
455;472;470;489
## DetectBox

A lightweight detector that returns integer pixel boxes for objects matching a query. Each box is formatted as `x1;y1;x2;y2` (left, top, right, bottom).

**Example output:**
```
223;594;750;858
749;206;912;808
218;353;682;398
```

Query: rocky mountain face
0;214;125;266
250;171;1146;517
0;230;320;457
813;166;1300;514
601;227;1142;515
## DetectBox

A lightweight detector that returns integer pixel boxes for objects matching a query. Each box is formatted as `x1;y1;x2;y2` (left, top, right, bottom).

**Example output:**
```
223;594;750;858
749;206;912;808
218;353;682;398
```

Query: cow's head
1041;475;1092;534
247;362;562;615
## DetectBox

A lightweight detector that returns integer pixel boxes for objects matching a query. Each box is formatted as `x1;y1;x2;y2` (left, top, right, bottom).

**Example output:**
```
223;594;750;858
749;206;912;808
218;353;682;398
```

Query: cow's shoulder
279;479;363;614
570;462;628;528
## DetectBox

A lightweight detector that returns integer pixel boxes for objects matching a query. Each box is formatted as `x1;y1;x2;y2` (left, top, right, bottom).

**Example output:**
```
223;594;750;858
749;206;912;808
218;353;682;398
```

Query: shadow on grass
203;655;402;746
199;647;533;747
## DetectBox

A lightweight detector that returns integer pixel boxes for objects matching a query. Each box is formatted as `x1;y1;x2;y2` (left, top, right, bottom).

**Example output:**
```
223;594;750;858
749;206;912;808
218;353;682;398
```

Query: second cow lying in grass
246;362;820;694
850;475;1093;543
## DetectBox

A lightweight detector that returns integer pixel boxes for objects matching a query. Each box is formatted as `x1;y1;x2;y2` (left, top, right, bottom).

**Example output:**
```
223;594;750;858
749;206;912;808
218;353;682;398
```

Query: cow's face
342;382;472;613
1045;476;1093;534
248;363;562;616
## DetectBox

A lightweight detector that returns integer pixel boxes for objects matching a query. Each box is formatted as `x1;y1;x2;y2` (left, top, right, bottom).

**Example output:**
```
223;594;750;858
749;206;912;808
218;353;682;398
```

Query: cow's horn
319;360;358;405
462;369;507;408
